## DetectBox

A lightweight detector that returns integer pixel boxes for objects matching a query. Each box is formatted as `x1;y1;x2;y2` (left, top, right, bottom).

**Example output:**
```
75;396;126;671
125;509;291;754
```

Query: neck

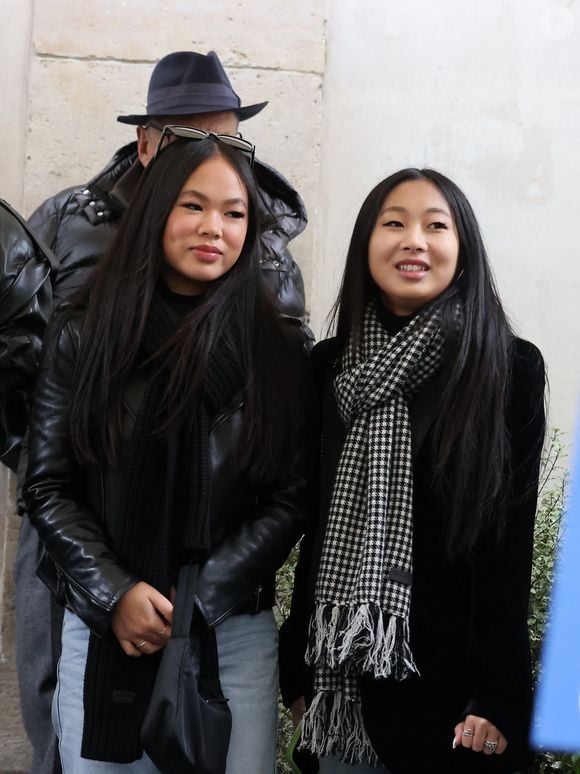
377;299;417;336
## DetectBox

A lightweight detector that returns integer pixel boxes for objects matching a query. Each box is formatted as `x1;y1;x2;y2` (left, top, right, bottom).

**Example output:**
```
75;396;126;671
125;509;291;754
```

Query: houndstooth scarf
301;301;444;764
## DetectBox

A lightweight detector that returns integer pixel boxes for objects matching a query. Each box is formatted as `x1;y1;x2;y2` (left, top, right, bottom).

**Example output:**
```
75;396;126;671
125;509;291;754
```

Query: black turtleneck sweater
156;277;205;313
376;303;417;336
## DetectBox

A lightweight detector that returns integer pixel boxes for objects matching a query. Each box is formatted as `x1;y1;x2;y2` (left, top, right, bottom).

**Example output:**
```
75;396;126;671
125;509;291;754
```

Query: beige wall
315;0;580;442
1;0;580;768
0;0;33;209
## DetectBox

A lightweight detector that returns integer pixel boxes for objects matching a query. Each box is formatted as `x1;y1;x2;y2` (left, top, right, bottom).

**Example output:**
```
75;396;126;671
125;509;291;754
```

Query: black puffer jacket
23;316;309;637
28;142;309;320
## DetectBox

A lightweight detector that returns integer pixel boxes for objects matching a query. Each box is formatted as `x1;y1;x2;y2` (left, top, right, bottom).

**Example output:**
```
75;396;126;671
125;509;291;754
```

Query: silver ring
462;728;475;737
484;740;498;752
134;640;147;649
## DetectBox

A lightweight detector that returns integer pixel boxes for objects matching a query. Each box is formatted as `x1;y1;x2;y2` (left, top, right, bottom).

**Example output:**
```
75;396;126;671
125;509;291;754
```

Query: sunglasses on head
150;124;255;167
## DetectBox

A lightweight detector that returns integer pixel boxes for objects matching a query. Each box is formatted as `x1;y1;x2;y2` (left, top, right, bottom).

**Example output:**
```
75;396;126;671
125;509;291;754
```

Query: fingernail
452;738;457;749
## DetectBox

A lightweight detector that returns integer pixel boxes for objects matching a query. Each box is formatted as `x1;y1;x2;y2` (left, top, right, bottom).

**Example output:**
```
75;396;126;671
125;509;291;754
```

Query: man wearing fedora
27;49;308;315
15;50;309;774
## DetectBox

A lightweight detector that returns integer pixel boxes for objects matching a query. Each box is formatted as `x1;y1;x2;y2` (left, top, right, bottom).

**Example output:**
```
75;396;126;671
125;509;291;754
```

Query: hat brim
117;100;268;125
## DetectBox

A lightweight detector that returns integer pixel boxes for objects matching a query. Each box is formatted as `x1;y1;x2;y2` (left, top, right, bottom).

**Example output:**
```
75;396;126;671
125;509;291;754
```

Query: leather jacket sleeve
23;319;139;637
0;200;55;471
195;335;315;628
195;471;308;627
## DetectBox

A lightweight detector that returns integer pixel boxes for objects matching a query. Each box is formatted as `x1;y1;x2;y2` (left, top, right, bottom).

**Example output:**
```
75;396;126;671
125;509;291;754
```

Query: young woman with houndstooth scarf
279;168;545;774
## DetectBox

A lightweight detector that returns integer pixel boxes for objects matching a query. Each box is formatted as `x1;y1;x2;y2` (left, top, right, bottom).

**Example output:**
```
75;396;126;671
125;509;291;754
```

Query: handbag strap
173;562;222;689
173;562;199;638
198;626;221;689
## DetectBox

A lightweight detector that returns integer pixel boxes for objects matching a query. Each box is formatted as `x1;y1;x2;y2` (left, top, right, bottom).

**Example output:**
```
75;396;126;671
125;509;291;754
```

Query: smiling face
368;179;460;315
161;154;249;295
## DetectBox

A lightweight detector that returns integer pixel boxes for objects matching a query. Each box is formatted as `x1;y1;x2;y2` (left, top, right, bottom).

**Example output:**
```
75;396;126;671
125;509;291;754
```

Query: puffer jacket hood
27;142;309;321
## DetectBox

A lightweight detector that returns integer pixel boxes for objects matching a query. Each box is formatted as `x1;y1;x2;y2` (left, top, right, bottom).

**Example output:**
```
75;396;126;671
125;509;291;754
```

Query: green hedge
526;431;578;773
275;545;299;773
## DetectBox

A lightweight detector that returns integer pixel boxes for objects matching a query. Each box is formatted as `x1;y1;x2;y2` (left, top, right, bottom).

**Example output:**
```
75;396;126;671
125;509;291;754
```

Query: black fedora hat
117;50;268;125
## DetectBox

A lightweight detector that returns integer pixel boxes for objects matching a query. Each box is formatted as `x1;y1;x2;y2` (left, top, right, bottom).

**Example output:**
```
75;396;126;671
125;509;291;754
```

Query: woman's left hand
453;715;508;755
112;581;173;657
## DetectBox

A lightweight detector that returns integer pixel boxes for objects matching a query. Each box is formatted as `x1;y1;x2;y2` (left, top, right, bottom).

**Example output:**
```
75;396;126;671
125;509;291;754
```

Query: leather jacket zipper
208;584;264;628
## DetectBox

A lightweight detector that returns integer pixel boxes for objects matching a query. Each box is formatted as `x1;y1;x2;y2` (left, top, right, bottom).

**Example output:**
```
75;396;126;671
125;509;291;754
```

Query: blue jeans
54;609;279;773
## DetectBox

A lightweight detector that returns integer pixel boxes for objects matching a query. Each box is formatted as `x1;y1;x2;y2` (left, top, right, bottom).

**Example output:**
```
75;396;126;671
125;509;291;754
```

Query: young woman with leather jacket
279;168;545;774
24;130;310;773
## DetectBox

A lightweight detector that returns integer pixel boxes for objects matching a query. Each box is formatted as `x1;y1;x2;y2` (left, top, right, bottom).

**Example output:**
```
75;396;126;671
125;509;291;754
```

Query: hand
453;715;508;756
291;696;306;728
111;581;173;657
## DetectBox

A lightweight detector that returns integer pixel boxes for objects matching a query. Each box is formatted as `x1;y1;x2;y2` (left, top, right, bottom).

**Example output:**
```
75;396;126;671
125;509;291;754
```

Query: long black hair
67;137;304;483
332;168;514;555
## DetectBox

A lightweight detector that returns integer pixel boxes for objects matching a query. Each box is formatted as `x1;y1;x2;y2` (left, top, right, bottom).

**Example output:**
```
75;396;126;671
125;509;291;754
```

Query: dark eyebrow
179;189;247;207
378;205;451;218
425;207;451;217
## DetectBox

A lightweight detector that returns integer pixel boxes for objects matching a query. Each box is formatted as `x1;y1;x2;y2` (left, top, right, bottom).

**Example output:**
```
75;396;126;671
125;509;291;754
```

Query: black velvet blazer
279;334;545;774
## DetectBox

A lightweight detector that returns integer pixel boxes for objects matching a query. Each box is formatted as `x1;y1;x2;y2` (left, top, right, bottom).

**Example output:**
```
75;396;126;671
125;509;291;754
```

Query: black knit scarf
80;284;243;762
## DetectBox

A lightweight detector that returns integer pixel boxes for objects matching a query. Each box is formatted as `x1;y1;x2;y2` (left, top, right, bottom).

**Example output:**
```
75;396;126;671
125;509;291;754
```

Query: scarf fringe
306;602;419;679
300;690;380;766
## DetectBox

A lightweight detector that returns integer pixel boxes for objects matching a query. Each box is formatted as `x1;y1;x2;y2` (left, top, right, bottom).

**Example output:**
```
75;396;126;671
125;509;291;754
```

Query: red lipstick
192;244;223;255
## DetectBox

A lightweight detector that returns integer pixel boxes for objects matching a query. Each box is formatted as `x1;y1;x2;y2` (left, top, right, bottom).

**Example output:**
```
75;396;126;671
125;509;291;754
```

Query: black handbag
141;563;232;774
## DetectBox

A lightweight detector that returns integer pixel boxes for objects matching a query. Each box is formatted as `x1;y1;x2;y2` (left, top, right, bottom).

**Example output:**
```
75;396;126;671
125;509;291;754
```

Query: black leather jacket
0;199;57;470
28;142;310;322
23;318;309;637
